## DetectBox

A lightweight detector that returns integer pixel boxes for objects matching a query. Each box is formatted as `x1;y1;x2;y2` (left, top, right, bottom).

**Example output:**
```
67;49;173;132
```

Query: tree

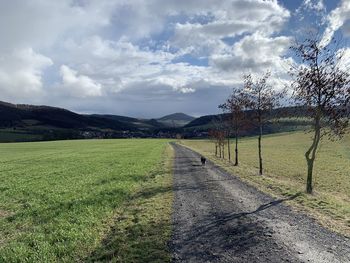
209;117;227;159
176;133;182;142
290;36;350;194
219;88;249;166
243;72;283;175
208;129;219;157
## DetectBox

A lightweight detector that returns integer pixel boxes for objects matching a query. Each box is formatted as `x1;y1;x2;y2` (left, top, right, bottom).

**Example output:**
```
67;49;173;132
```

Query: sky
0;0;349;118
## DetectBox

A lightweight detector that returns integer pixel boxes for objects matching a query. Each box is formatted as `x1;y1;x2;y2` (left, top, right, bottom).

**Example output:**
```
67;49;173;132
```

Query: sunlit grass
0;139;172;262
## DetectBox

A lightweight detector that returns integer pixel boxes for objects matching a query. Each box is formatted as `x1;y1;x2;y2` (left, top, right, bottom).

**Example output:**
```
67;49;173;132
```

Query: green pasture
0;139;172;262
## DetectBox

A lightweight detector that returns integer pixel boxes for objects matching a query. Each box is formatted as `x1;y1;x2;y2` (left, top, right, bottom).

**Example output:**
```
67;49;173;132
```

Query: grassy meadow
181;131;350;235
0;139;173;262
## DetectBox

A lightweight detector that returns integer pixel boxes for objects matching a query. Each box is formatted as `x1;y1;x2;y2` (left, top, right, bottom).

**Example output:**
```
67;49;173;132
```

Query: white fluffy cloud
337;47;350;71
0;0;116;51
0;0;116;102
0;48;52;100
321;0;350;46
171;0;290;54
210;33;292;72
52;0;292;100
60;65;102;98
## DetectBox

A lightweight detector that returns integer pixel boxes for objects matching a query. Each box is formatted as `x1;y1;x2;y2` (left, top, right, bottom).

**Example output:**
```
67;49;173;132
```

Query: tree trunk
219;144;221;158
258;122;263;175
234;133;238;166
227;137;231;162
306;158;314;194
258;133;262;175
215;144;218;156
222;143;225;159
305;117;321;194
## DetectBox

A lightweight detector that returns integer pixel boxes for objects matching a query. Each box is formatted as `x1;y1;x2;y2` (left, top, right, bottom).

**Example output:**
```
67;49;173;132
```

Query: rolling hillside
0;101;201;142
0;101;167;142
0;101;138;130
157;113;195;127
0;101;314;142
184;106;312;135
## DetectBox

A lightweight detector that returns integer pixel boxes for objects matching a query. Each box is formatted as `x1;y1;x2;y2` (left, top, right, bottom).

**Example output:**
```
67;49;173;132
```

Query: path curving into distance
170;143;350;263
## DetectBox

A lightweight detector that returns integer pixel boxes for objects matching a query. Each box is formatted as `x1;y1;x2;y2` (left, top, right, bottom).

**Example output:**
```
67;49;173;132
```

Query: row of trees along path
210;35;350;194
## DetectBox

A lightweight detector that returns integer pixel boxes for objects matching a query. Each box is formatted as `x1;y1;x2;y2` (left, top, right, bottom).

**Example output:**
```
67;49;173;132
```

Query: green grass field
0;139;173;262
181;131;350;235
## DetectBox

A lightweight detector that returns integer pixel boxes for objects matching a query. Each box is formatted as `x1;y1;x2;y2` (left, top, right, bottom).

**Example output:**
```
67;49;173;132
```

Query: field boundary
87;143;174;262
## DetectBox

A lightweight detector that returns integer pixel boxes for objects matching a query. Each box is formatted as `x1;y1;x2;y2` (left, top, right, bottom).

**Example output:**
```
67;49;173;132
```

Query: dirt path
170;143;350;263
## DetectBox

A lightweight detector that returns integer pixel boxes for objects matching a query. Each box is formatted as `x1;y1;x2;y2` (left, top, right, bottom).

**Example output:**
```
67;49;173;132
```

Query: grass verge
0;139;173;262
88;144;174;263
180;131;350;237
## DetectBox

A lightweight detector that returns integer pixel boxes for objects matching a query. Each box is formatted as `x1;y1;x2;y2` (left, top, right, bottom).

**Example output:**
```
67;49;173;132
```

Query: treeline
209;35;350;194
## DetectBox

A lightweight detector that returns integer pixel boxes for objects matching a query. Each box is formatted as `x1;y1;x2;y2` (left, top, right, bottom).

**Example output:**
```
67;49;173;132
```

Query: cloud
209;33;293;93
321;0;350;46
59;65;102;97
58;35;214;94
0;0;316;117
171;0;290;53
52;1;291;101
0;48;52;101
337;47;350;71
302;0;325;11
0;1;117;52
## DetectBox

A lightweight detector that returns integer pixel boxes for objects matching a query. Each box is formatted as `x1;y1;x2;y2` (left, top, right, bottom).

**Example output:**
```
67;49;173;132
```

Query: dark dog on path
200;156;206;165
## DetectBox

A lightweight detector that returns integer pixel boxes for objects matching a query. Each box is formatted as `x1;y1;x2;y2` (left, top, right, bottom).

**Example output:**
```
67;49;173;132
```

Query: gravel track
170;143;350;263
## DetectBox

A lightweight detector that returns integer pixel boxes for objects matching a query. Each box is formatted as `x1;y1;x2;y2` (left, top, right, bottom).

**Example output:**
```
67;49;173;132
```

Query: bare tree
243;72;283;175
290;36;350;194
176;133;182;142
219;88;249;166
208;129;219;157
210;117;227;159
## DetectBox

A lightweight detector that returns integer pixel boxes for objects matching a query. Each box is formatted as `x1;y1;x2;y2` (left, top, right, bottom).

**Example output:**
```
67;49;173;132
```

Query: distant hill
0;102;142;130
91;114;165;129
157;113;195;127
184;106;312;135
0;101;167;142
0;101;313;142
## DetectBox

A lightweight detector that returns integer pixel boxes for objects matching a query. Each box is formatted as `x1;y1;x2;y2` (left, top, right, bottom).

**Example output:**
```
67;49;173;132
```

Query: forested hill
0;101;192;141
0;101;312;142
183;106;312;134
0;101;161;130
157;113;195;127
